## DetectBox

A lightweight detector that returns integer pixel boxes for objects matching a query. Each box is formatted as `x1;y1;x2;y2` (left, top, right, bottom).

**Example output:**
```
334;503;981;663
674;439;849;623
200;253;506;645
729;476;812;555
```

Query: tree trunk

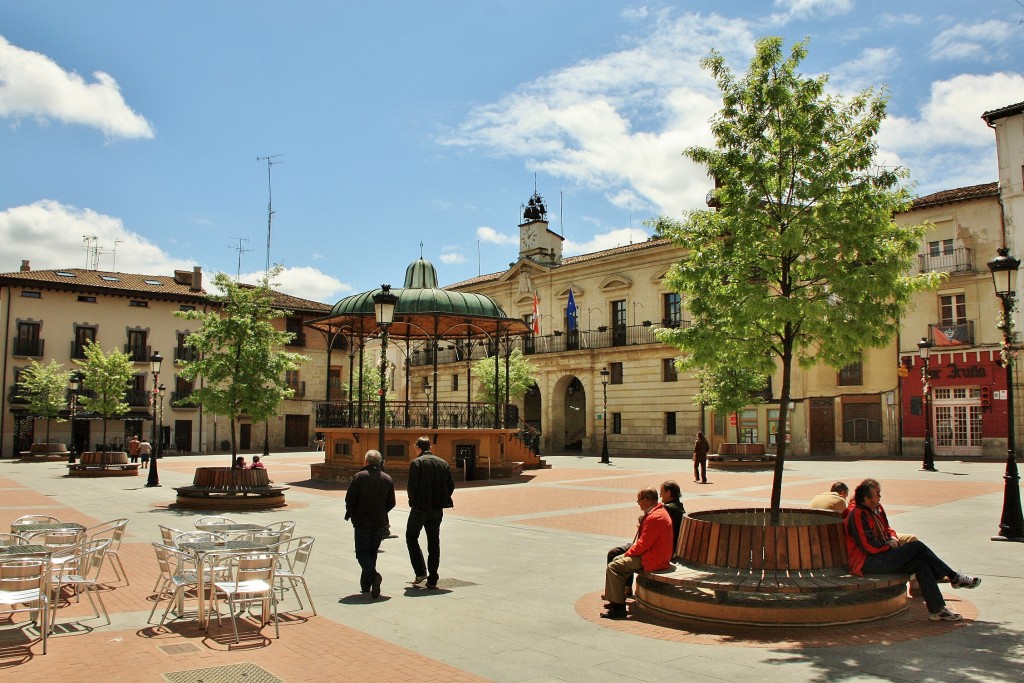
770;328;795;522
45;417;51;445
229;417;238;466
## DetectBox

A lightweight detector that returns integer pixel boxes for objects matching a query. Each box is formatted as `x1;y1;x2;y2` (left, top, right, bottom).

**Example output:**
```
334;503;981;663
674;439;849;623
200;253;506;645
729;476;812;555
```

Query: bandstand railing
315;400;519;430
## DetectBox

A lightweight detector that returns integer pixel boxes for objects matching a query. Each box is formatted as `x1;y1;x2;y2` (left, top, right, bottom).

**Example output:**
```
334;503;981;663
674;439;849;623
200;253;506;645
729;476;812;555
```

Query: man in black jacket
406;436;455;589
345;450;395;598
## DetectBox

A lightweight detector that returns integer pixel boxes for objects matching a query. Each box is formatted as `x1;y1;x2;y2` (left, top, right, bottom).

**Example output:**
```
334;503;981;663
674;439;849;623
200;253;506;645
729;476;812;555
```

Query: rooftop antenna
257;154;283;275
478;239;481;276
420;241;424;259
227;236;253;280
559;190;564;236
82;234;98;269
628;191;633;245
111;239;123;271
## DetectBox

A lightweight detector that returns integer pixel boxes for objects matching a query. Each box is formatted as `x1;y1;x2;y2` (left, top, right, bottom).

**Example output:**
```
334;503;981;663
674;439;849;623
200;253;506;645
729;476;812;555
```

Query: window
129;300;148;308
610;362;623;385
56;271;76;278
714;413;725;436
78;295;96;303
14;322;43;357
285;317;306;347
285;370;305;398
72;326;96;359
768;409;780;445
666;412;677;435
21;291;40;298
611;300;627;345
452;374;459;391
843;403;883;442
143;279;163;286
838;358;863;386
126;330;148;361
662;358;678;382
101;276;120;282
939;294;967;325
612;412;622;435
739;409;758;444
663;293;681;327
929;239;954;257
328;368;343;393
179;305;195;312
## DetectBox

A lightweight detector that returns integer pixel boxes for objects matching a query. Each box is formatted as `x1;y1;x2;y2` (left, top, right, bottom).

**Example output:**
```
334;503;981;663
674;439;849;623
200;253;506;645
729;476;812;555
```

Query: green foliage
19;359;73;445
75;341;135;445
176;269;306;460
473;348;539;404
343;357;390;404
654;37;939;511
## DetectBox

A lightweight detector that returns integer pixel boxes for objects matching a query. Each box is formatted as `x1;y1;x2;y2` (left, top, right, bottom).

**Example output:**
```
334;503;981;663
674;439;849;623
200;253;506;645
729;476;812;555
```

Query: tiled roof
0;267;206;299
982;101;1024;123
911;182;999;209
446;238;676;289
236;283;332;313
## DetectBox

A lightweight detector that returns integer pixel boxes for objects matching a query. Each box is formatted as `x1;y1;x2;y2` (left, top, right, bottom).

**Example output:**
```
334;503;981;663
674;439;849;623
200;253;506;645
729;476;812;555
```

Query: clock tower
518;191;563;265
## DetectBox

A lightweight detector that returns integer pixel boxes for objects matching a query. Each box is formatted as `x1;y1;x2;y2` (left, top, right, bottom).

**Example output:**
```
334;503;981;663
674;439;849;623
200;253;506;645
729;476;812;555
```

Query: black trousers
406;509;443;584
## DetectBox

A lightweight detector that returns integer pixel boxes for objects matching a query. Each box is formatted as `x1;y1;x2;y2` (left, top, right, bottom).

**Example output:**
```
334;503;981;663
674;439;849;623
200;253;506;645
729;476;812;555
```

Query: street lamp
988;247;1024;542
157;384;166;458
373;284;399;454
146;351;163;488
918;338;937;472
68;374;80;464
600;367;610;464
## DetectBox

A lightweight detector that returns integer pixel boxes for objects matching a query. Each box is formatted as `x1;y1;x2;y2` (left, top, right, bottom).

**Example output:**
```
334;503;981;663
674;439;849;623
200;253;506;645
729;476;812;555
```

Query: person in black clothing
406;436;454;589
345;450;396;598
660;480;685;551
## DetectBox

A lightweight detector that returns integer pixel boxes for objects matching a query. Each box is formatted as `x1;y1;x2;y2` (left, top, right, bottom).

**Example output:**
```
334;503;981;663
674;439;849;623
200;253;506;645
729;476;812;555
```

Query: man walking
345;450;395;599
406;436;454;589
128;435;141;464
602;487;674;620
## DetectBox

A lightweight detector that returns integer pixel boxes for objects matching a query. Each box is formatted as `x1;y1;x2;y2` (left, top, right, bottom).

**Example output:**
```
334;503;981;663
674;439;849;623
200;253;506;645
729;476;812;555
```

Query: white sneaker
929;607;963;621
951;573;981;589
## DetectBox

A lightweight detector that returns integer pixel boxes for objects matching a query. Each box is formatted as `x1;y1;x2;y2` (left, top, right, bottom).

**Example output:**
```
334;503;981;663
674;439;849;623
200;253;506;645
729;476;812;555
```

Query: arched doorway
524;382;542;431
557;376;586;451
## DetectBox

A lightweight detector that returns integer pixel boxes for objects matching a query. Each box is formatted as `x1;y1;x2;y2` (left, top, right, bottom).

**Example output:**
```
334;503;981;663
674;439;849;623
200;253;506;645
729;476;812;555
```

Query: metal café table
10;522;86;535
0;544;51;558
178;540;270;627
193;522;266;535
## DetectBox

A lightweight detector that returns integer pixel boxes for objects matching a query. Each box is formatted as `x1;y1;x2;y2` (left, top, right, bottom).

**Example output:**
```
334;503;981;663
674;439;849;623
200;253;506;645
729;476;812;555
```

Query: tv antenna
257;154;283;274
82;234;99;269
111;239;123;271
227;236;253;279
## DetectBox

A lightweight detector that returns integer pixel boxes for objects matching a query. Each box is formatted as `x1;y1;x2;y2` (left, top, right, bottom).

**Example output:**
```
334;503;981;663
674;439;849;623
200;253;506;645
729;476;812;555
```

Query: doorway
809;398;836;457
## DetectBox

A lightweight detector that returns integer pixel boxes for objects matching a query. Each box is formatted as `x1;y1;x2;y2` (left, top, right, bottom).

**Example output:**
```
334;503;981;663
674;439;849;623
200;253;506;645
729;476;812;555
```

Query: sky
1;1;1022;303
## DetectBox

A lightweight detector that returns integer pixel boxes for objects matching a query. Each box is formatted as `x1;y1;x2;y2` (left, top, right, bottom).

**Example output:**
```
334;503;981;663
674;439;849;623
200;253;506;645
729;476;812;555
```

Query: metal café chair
0;558;50;654
209;553;280;643
148;543;199;628
25;529;84;551
262;521;295;543
173;531;227;547
195;516;237;529
86;519;130;585
274;536;316;615
12;515;61;527
49;538;111;632
0;533;30;547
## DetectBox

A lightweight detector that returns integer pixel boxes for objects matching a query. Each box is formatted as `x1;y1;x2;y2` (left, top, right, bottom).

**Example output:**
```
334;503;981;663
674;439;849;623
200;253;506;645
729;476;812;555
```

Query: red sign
729;414;737;426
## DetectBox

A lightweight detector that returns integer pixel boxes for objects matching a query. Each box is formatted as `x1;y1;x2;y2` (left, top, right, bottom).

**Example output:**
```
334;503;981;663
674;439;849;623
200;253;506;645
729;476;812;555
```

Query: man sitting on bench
602;487;673;620
809;481;848;513
846;481;981;622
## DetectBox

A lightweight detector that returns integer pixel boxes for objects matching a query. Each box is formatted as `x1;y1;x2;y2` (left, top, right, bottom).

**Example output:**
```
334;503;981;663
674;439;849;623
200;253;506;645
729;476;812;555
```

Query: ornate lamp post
157;384;166;458
918;338;937;471
988;247;1024;541
68;374;80;464
146;351;163;488
600;367;610;465
373;285;399;453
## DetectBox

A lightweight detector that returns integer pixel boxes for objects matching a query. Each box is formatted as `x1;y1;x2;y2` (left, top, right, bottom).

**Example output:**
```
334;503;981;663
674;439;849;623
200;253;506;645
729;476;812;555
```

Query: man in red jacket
602;487;674;620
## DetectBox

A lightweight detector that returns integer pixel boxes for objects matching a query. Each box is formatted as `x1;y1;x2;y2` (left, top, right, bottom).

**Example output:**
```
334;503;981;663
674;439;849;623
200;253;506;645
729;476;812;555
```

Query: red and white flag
532;292;541;335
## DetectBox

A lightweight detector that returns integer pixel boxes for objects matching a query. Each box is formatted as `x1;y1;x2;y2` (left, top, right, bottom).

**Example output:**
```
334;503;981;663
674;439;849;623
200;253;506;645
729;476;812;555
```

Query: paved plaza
1;450;1022;682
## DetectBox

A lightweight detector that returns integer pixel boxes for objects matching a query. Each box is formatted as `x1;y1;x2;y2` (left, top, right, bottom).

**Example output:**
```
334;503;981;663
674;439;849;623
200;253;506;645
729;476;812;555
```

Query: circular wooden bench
174;466;289;509
68;451;139;477
635;508;910;626
707;443;776;469
19;442;71;462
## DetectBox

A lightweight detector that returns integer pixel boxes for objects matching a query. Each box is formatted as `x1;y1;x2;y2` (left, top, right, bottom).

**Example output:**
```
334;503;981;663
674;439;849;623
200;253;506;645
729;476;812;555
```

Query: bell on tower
521;192;547;223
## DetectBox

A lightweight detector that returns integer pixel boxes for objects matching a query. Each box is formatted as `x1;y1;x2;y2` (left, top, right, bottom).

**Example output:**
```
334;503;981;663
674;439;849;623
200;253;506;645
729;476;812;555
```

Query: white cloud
564;228;651;256
439;251;466;265
443;13;750;223
0;200;190;274
238;266;351;304
829;47;899;94
476;226;517;246
0;35;153;139
769;0;854;24
930;21;1015;63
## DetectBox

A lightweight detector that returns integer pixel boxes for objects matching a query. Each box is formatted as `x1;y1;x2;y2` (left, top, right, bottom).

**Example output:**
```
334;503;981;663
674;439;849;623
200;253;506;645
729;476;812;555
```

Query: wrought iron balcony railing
918;247;974;274
174;346;200;363
315;400;519;430
13;338;44;357
124;344;151;363
928;320;975;347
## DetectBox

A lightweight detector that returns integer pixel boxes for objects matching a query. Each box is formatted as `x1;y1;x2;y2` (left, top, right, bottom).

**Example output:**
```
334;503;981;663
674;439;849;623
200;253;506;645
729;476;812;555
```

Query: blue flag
566;286;577;331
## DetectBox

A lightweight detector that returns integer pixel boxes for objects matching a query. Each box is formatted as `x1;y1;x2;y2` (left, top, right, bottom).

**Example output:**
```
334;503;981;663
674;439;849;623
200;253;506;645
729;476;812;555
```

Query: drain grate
158;643;200;656
163;662;283;683
433;577;479;589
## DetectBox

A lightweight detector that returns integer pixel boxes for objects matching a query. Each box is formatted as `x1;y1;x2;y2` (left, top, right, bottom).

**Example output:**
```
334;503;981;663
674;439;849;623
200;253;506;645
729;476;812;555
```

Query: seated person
249;455;265;469
845;478;918;544
602;487;674;620
233;456;247;469
809;481;848;513
846;481;980;621
660;480;685;550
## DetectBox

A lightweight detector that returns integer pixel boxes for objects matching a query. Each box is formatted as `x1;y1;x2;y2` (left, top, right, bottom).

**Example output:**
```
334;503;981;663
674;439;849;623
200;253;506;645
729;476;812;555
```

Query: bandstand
306;256;541;482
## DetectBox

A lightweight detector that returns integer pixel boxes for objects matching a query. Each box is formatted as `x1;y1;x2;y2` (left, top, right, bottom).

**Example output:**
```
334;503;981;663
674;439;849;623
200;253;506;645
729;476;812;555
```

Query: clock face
522;226;537;249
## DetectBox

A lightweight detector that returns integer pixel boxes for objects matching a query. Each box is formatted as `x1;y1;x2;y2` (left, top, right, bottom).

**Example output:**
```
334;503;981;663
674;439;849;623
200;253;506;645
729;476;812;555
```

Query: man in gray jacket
406;436;455;589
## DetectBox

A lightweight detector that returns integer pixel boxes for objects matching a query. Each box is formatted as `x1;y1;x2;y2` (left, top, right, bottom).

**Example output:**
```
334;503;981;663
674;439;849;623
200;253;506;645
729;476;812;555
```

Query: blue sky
1;1;1022;302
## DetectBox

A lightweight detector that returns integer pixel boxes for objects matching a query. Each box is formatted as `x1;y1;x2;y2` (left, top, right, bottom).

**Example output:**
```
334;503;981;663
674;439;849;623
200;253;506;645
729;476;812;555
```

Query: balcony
124;344;151;363
928;321;975;347
918;247;973;274
174;346;199;363
125;389;151;407
316;400;519;430
7;386;28;404
171;390;198;408
286;381;306;398
13;338;44;357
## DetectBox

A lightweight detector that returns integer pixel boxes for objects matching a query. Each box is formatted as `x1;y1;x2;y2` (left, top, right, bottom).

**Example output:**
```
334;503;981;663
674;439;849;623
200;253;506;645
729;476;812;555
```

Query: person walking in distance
128;435;141;464
138;438;152;469
406;436;454;589
693;431;710;484
345;450;395;599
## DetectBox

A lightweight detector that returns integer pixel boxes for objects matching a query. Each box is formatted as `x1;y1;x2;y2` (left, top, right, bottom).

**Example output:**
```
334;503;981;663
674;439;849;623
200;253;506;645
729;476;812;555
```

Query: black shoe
600;604;628;620
425;582;438;589
371;572;382;599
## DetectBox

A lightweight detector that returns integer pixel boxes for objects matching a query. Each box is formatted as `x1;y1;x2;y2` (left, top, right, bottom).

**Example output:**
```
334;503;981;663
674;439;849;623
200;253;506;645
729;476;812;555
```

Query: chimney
20;260;30;272
191;266;203;292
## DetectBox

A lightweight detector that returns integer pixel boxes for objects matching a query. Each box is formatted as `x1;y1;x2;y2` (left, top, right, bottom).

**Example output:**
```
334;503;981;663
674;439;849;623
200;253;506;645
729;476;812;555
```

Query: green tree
176;270;306;464
473;348;538;404
19;359;73;446
75;342;136;449
344;357;388;405
654;37;938;514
